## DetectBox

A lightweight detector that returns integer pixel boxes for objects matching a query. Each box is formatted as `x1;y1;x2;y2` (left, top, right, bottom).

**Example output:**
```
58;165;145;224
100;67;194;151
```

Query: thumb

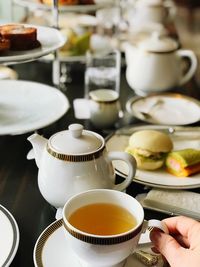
150;230;185;264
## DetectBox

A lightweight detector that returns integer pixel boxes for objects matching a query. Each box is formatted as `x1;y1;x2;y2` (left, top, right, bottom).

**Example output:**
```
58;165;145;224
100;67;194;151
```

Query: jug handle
177;49;198;86
107;151;137;192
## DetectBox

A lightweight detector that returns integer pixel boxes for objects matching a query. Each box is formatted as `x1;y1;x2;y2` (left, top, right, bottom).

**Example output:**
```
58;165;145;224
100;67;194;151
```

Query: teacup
62;189;168;267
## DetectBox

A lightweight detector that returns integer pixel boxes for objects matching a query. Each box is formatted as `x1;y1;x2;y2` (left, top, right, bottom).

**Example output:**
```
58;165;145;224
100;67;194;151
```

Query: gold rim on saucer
126;93;200;125
35;219;62;267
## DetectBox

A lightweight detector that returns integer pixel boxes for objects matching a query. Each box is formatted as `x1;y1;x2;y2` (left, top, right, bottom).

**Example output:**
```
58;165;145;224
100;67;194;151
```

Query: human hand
150;216;200;267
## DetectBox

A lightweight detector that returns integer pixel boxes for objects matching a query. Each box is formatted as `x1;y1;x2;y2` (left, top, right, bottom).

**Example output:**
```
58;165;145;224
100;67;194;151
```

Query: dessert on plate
125;130;173;170
59;27;91;56
0;24;41;52
166;149;200;177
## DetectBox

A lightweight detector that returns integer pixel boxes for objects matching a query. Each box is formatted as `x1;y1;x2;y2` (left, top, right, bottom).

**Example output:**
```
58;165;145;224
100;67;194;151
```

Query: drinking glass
84;49;121;98
84;50;121;128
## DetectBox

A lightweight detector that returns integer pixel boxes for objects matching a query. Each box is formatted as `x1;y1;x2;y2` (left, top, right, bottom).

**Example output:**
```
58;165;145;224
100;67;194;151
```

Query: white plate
0;204;19;267
13;0;114;12
126;94;200;125
33;219;164;267
0;80;70;135
0;24;66;64
106;125;200;189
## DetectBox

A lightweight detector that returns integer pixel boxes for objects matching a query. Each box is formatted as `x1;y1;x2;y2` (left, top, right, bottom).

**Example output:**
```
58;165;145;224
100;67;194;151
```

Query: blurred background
0;0;200;86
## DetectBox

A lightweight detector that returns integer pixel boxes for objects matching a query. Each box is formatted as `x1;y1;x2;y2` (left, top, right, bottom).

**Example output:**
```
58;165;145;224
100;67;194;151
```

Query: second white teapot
125;34;198;95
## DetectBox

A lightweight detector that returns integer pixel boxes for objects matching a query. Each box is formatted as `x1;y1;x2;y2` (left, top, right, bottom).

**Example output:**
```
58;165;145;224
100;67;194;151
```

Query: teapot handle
107;151;137;191
177;49;198;86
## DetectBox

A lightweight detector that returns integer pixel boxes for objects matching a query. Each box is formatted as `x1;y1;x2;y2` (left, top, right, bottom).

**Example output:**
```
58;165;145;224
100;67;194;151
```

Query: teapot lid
49;124;103;155
139;33;178;52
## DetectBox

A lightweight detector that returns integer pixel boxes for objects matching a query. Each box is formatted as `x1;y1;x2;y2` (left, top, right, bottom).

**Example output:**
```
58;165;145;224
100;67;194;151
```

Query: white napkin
73;98;90;119
137;189;200;220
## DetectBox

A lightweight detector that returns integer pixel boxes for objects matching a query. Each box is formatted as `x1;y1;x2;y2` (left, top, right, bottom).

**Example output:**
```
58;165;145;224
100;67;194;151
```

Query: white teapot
125;34;198;95
28;124;136;209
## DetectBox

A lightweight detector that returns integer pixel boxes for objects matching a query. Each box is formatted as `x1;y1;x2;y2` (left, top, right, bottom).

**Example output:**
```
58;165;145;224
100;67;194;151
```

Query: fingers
150;230;186;266
163;216;200;238
173;234;190;248
163;216;200;248
150;217;200;267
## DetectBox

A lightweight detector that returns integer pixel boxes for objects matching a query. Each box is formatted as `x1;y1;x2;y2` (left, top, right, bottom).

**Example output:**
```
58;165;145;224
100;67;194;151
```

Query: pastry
59;27;91;56
125;130;173;170
0;24;41;51
166;149;200;177
166;148;200;177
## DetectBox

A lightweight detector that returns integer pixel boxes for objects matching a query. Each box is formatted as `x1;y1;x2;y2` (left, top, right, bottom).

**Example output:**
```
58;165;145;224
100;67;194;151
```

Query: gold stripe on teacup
47;144;104;162
35;219;62;267
63;220;143;245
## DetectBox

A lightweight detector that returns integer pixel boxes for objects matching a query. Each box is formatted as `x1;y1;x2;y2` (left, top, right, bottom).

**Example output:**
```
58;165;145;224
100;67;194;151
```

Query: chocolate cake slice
0;24;41;51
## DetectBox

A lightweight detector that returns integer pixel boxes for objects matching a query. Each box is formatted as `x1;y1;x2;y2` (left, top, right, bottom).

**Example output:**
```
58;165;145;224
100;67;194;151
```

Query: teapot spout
27;133;47;168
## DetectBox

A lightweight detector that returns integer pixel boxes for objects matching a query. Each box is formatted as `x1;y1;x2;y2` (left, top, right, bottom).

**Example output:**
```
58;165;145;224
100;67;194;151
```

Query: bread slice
0;24;41;51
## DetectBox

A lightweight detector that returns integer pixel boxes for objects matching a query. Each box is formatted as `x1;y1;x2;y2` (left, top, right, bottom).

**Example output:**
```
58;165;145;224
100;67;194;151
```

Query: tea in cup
62;189;168;267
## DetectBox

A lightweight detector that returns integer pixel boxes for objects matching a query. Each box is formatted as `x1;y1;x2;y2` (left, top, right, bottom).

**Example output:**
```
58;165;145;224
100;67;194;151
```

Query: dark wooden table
1;60;200;267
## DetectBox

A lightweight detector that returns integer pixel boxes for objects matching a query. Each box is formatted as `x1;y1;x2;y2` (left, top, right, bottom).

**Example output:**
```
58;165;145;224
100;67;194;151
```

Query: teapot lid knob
49;123;103;154
68;124;83;138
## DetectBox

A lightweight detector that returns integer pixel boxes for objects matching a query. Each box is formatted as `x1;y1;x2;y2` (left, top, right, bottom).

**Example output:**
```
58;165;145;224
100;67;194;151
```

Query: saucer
34;219;164;267
0;204;19;267
126;94;200;125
